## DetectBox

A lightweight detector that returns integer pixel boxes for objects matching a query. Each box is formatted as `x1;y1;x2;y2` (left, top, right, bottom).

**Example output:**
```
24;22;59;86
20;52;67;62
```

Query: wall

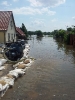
0;31;5;43
5;15;16;42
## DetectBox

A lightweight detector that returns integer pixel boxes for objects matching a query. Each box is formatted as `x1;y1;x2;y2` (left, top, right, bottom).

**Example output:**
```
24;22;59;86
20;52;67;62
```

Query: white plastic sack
13;61;23;68
0;59;7;67
9;71;19;79
9;69;25;78
0;66;5;71
0;84;2;91
23;44;30;58
0;83;9;97
1;76;15;87
10;69;25;75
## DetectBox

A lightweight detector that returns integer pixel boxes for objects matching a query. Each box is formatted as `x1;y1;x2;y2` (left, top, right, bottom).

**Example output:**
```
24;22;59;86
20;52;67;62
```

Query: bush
35;30;43;37
64;34;70;44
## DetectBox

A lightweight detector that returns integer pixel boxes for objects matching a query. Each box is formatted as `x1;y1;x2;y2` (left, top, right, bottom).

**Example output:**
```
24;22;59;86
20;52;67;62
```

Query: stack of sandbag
0;75;14;97
23;44;30;58
0;42;35;98
0;81;9;97
13;58;33;70
0;68;26;97
0;58;34;98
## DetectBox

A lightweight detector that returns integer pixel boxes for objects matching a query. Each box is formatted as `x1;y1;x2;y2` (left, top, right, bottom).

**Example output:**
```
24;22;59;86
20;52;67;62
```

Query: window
14;33;15;38
8;33;10;42
11;34;13;41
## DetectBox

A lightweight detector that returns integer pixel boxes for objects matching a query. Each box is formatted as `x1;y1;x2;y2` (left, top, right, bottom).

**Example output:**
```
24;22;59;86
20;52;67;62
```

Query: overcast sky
0;0;75;32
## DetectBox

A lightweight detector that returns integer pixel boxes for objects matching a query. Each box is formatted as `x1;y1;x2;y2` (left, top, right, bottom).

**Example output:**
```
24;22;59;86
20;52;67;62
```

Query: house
16;27;26;40
0;11;16;44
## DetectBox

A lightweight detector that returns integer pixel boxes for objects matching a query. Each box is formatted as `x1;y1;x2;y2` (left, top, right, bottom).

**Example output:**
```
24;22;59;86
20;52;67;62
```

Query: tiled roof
0;11;12;30
16;27;26;37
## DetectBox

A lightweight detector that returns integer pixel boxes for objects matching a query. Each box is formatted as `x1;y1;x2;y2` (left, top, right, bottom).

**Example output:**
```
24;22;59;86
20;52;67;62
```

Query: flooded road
1;36;75;100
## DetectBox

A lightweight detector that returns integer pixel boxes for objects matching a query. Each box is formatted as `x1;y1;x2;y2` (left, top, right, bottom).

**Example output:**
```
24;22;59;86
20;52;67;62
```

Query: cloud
72;16;75;20
31;19;45;27
28;0;66;7
13;0;19;2
12;7;56;15
1;1;12;6
27;0;42;7
51;19;57;22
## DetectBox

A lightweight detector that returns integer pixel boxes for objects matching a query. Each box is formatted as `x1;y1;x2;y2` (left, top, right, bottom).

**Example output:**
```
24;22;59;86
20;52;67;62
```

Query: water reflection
55;39;64;50
36;36;43;42
55;38;75;63
1;36;75;100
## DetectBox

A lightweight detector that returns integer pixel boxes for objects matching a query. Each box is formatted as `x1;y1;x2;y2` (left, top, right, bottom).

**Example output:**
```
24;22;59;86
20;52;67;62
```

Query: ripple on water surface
1;36;75;100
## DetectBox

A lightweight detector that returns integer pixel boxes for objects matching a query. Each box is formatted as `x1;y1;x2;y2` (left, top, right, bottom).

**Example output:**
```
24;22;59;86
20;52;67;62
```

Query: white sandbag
9;69;25;78
0;59;7;67
23;58;33;67
0;84;9;97
0;77;14;87
13;61;23;68
23;50;29;58
0;84;2;91
12;69;25;75
16;64;26;69
24;63;31;67
0;66;5;71
1;76;15;87
23;49;29;54
23;54;28;58
23;44;30;58
25;44;30;48
9;71;19;79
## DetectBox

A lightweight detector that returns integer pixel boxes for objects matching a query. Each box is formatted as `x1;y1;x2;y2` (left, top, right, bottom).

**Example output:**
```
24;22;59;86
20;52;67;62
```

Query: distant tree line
27;30;53;36
20;23;54;38
20;23;75;44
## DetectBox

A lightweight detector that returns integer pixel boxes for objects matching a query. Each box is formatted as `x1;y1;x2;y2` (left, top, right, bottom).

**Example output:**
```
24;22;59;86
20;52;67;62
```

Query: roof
0;11;12;30
16;27;26;37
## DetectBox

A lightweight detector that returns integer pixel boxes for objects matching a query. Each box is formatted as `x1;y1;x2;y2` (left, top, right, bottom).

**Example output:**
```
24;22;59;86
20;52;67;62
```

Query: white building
0;11;16;43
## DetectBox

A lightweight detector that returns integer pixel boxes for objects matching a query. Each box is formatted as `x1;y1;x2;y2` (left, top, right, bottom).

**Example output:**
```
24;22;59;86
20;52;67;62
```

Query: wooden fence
70;34;75;47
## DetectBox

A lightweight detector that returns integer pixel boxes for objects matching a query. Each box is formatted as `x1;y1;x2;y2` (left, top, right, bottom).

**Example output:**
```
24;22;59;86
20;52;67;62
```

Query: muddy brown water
1;36;75;100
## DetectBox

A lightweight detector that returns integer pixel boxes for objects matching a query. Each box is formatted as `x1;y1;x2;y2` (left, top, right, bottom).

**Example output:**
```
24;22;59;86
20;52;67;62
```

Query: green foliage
53;29;66;39
67;27;73;32
67;26;75;34
27;31;53;36
59;29;65;38
20;23;28;37
64;34;70;44
19;23;75;44
35;30;43;37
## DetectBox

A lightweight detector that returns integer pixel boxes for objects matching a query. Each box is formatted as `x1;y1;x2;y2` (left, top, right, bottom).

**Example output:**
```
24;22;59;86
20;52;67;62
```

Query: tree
59;29;65;38
35;30;43;37
67;27;73;32
20;23;28;37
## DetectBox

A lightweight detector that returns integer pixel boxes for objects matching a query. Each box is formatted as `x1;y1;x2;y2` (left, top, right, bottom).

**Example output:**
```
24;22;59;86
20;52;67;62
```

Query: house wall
0;31;5;43
6;15;16;42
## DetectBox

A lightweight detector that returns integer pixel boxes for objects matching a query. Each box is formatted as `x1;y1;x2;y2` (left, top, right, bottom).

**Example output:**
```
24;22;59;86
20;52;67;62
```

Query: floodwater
1;36;75;100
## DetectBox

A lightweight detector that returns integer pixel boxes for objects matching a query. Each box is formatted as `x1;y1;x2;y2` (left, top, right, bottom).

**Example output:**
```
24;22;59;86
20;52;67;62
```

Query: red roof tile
0;11;12;30
16;27;26;37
